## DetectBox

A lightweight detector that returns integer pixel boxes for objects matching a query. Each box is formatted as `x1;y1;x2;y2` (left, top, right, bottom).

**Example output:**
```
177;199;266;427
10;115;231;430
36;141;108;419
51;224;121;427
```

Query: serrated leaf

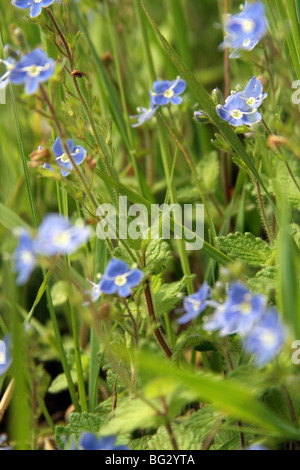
246;266;278;294
145;239;172;275
55;412;103;449
152;275;194;317
216;232;272;267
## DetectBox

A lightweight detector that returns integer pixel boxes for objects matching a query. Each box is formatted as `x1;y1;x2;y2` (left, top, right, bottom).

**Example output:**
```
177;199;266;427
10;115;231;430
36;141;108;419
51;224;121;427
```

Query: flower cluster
179;281;285;366
216;76;267;127
13;214;91;285
204;282;286;366
88;258;143;301
12;0;55;19
0;48;55;95
131;77;186;127
44;138;87;177
221;1;268;58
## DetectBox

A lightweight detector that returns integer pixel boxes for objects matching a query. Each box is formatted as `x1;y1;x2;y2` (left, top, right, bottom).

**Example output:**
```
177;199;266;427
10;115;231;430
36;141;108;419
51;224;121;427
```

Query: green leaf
51;281;69;307
171;326;217;362
136;350;300;440
55;412;103;449
0;202;29;231
246;266;278;294
145;239;173;275
216;232;272;267
100;398;165;435
153;275;194;317
48;370;78;394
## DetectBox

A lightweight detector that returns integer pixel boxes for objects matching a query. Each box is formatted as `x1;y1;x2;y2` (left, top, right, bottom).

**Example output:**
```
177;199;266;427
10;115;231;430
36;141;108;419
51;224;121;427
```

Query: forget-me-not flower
44;138;87;177
99;258;143;298
34;214;91;257
5;48;55;95
177;283;210;324
152;77;186;106
0;58;15;90
76;433;128;451
204;282;266;336
0;336;12;377
216;76;266;127
221;1;268;58
12;215;91;284
12;0;55;18
243;310;285;366
238;76;267;109
12;228;37;285
131;91;159;128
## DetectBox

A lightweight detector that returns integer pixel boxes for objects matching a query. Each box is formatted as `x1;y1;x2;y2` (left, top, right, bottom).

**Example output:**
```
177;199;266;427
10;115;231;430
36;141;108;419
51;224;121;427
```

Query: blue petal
24;77;39;95
30;3;43;18
99;278;118;295
170;95;183;105
152;94;169;106
72;145;86;165
79;433;102;450
172;79;186;95
126;269;143;287
152;80;171;93
117;284;132;298
105;259;129;277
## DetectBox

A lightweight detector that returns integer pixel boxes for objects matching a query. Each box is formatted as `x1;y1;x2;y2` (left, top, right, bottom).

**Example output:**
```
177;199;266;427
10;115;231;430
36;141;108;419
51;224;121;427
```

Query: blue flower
44;138;87;177
6;48;55;95
34;214;91;256
152;77;186;106
177;283;210;324
216;92;262;127
247;444;268;450
221;1;268;58
204;282;266;336
131;91;159;128
12;228;37;285
0;336;12;377
85;280;102;304
243;310;285;366
0;58;15;91
99;259;143;298
77;433;128;451
238;76;267;109
12;0;55;18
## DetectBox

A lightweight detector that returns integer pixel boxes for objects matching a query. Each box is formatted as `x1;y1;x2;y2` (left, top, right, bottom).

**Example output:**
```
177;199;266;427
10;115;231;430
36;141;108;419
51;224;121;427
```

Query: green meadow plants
1;0;300;451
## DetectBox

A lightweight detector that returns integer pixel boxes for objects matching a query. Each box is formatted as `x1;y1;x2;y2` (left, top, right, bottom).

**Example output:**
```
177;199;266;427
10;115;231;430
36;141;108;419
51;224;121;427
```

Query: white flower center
231;109;243;119
21;250;34;265
54;231;71;246
164;89;174;99
242;19;255;33
261;330;277;349
34;0;44;4
59;153;70;164
240;302;251;315
246;97;256;106
115;275;127;287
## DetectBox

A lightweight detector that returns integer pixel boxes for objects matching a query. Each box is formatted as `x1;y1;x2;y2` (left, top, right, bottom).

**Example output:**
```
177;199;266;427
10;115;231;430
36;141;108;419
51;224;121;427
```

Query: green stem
88;238;106;412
